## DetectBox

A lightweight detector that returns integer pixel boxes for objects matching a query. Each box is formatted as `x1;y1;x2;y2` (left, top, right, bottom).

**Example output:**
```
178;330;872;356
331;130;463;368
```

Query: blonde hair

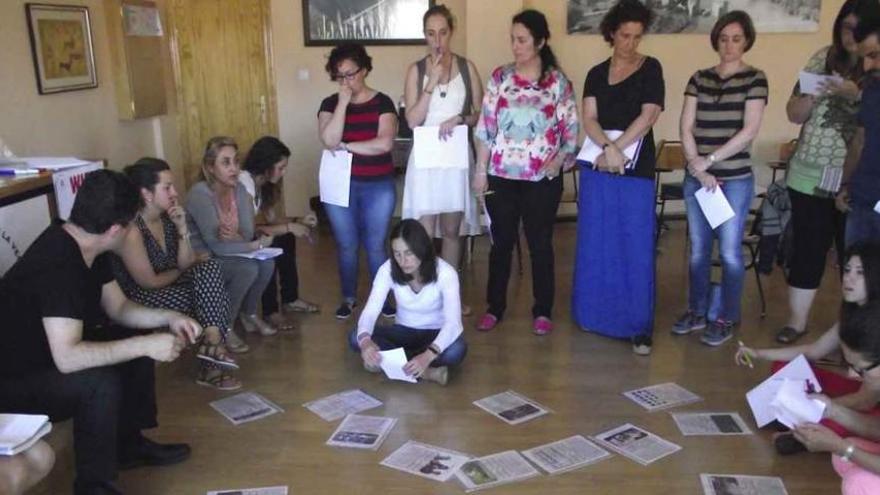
201;136;238;182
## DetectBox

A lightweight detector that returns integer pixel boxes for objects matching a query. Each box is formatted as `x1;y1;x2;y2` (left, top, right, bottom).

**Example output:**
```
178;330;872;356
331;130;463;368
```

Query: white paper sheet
671;412;752;436
319;150;352;207
207;486;287;495
326;414;397;451
746;355;822;428
520;435;612;475
229;247;283;261
694;187;735;229
623;382;702;412
770;378;827;429
576;130;644;169
413;125;469;169
209;392;284;426
0;414;52;456
21;157;93;170
303;389;383;422
798;71;843;96
700;474;788;495
380;440;472;482
594;423;681;466
378;347;417;383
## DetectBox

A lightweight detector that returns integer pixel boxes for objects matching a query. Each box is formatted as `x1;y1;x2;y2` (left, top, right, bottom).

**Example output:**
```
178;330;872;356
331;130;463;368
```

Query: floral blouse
475;65;579;182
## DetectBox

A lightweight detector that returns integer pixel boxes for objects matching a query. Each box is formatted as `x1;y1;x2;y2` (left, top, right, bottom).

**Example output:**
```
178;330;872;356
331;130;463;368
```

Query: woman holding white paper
775;0;865;345
675;11;767;347
572;0;664;356
349;220;467;385
186;136;279;345
402;5;483;271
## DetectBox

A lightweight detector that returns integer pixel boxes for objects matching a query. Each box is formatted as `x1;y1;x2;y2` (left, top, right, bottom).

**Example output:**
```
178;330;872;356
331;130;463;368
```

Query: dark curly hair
599;0;655;45
324;43;372;80
710;11;756;52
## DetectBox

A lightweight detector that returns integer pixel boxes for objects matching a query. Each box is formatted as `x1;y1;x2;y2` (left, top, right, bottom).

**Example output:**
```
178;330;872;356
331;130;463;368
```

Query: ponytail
538;44;558;81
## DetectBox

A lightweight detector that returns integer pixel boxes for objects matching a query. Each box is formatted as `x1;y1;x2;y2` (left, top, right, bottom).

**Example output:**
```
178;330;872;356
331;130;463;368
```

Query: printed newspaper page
209;392;283;426
380;440;472;482
623;382;702;412
303;389;383;422
455;450;541;492
521;435;612;475
326;414;397;451
700;474;788;495
672;412;753;436
594;423;682;466
473;391;550;425
207;486;287;495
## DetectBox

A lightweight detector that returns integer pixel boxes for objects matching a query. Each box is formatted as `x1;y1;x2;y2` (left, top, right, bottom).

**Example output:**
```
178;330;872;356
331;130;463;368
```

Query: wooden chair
766;138;798;184
654;140;687;243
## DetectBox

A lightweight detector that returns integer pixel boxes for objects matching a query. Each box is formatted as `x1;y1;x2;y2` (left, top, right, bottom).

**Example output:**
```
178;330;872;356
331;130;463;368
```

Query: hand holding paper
378;348;417;383
770;378;827;429
694;187;735;229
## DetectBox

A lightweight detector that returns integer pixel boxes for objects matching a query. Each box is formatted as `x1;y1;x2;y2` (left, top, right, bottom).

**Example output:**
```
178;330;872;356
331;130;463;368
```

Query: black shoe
74;479;123;495
381;302;396;318
774;433;807;455
118;435;191;470
335;301;356;320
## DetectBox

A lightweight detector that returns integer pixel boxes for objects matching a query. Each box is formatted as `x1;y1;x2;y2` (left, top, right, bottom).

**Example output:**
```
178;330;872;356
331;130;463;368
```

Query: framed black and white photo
25;3;98;94
567;0;821;34
303;0;434;46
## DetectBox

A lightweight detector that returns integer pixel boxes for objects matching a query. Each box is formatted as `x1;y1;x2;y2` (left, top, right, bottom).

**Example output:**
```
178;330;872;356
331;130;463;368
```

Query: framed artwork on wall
303;0;434;46
567;0;821;34
25;3;98;94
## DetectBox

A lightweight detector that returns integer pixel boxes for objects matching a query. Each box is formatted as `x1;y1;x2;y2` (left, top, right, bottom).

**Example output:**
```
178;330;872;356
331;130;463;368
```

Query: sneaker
476;313;499;332
632;334;653;355
700;320;734;347
335;301;356;320
671;310;707;335
224;329;250;354
421;366;449;386
381;302;396;318
533;316;553;336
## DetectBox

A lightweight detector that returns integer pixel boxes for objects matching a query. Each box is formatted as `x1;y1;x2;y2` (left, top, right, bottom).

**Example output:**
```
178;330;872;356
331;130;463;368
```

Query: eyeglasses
333;67;363;82
848;359;880;377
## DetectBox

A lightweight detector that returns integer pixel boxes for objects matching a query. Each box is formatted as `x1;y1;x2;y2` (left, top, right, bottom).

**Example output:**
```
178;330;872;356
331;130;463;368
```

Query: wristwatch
708;153;718;164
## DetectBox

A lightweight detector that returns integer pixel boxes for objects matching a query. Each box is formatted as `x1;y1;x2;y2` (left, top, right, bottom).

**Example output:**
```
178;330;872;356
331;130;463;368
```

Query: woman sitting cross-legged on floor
736;243;880;454
111;158;242;391
348;219;467;385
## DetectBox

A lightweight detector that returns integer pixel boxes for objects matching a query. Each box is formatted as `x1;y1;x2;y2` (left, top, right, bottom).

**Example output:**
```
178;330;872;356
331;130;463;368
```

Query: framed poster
303;0;434;46
25;3;98;94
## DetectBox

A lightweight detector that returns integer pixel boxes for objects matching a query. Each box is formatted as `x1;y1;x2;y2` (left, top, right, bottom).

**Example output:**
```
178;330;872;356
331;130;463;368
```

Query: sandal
268;312;296;332
283;299;320;314
196;367;242;391
775;326;807;344
224;329;250;354
240;314;278;336
196;341;239;369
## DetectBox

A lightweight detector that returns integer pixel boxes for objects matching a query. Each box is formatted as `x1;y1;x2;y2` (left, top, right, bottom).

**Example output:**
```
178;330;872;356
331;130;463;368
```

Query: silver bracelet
840;444;856;462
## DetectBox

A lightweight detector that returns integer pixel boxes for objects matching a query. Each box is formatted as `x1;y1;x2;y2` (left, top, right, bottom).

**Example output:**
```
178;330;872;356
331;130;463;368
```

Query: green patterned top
786;46;860;196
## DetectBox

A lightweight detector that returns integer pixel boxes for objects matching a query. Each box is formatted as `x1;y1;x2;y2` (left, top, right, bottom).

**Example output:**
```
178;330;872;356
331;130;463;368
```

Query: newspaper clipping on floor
520;435;612;475
623;382;702;412
594;423;682;465
209;392;283;426
303;389;383;422
326;414;397;451
700;474;788;495
207;487;287;495
473;390;550;425
455;450;541;492
672;412;753;436
380;440;472;482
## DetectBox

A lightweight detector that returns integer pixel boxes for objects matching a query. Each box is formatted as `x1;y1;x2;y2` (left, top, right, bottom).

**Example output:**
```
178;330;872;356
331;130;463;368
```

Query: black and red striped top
318;92;397;179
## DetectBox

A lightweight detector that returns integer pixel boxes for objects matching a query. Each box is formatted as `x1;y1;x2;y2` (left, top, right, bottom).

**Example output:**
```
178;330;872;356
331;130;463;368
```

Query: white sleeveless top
423;73;466;126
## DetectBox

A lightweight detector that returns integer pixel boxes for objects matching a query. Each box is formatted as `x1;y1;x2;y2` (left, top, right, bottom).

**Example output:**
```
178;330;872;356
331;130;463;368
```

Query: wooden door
167;0;278;185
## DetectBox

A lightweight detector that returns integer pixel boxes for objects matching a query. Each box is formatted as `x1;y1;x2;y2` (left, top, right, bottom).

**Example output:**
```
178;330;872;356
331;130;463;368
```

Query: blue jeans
683;174;754;322
324;177;396;301
846;203;880;248
347;325;467;367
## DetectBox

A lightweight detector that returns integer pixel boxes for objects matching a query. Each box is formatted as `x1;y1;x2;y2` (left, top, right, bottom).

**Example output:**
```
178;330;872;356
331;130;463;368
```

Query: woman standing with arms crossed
674;11;768;347
318;43;398;320
402;4;483;273
574;0;664;355
473;9;579;335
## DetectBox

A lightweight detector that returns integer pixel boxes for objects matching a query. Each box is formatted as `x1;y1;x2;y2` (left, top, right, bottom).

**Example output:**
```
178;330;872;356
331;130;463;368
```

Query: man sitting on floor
0;170;202;495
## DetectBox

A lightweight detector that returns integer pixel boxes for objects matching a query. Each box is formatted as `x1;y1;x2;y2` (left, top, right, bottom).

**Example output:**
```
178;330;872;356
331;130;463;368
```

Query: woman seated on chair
348;219;467;385
240;136;320;330
111;158;242;391
736;243;880;454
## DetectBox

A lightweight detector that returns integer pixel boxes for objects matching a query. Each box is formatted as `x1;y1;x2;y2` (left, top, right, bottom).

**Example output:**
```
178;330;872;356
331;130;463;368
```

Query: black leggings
261;232;300;315
786;187;846;289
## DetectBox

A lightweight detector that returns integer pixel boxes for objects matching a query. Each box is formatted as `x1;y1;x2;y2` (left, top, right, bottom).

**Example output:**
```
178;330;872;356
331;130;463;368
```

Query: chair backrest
655;139;687;171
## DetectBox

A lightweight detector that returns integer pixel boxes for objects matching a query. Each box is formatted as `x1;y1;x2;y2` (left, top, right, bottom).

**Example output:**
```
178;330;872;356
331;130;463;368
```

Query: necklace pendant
440;91;447;98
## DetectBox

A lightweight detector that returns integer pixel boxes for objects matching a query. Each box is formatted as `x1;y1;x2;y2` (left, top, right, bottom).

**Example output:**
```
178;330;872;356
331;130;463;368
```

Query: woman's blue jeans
683;173;754;323
323;177;396;301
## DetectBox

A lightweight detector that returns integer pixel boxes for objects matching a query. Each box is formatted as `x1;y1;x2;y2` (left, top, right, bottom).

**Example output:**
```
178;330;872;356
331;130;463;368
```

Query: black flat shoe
119;435;191;470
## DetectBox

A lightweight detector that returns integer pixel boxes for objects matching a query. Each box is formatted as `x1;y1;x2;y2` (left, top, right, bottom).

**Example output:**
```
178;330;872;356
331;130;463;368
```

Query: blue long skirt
572;166;655;339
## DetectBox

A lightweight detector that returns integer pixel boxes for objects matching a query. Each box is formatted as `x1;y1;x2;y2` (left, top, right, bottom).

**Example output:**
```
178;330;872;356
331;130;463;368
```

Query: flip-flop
775;326;807;344
283;299;320;314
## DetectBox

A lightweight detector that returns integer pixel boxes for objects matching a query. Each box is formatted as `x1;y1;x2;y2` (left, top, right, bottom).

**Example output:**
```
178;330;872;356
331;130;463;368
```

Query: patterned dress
111;214;230;332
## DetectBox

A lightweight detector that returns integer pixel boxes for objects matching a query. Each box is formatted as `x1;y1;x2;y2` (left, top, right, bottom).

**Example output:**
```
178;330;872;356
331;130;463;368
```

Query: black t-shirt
0;225;114;377
583;56;665;179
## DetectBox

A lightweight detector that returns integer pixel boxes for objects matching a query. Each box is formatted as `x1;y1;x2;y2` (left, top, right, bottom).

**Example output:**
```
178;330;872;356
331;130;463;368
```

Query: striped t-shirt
318;92;397;179
684;67;768;179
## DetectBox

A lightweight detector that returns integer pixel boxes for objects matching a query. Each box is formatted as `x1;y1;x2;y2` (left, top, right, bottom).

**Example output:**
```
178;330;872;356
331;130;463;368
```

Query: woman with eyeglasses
318;43;399;320
775;0;867;346
790;302;880;495
737;243;880;454
674;11;768;347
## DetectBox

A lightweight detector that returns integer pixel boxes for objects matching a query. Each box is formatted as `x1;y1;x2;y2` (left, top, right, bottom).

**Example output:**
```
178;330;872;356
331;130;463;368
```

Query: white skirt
401;149;481;237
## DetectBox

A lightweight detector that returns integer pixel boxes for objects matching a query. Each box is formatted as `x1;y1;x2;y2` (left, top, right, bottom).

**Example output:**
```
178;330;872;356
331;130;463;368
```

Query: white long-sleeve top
357;259;463;352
